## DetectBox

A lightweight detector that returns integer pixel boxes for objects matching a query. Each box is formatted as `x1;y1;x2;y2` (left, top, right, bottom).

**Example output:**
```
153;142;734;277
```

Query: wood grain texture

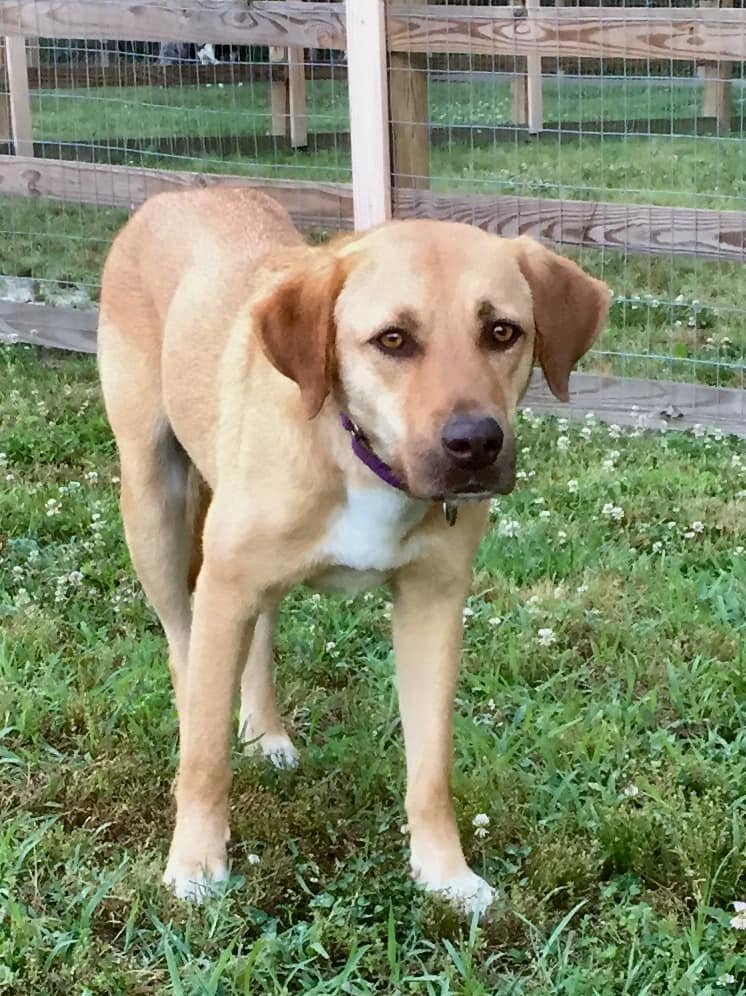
269;47;289;138
394;188;746;263
0;1;347;49
388;0;430;190
387;5;746;62
2;309;742;437
0;155;353;227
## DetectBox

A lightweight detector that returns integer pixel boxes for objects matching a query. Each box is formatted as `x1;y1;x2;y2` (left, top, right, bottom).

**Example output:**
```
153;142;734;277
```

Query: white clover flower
325;641;336;652
498;518;522;538
730;902;746;930
246;853;261;866
601;503;624;522
580;426;593;441
516;469;528;480
462;606;474;619
557;435;570;451
692;424;706;438
536;627;556;647
585;412;596;422
652;541;663;553
0;453;6;468
539;510;551;520
734;546;744;556
45;499;60;517
718;974;736;985
5;473;14;483
601;459;615;472
622;783;640;798
68;571;84;586
488;615;502;627
576;584;588;594
472;813;490;828
85;470;99;482
557;530;568;542
567;479;578;493
607;424;622;439
690;521;704;534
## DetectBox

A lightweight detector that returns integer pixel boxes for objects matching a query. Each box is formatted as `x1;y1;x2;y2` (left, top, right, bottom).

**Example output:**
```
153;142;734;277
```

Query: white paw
262;734;299;769
419;870;496;916
242;726;299;769
162;855;229;904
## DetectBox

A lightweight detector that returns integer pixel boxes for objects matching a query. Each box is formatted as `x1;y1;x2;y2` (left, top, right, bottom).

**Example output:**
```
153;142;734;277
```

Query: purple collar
340;413;408;492
339;413;460;526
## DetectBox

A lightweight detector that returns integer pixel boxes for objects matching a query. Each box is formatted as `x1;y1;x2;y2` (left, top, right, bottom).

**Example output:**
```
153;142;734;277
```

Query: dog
97;188;609;914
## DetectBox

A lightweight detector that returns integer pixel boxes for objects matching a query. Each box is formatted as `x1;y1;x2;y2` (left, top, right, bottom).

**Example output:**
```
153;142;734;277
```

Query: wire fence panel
0;0;744;430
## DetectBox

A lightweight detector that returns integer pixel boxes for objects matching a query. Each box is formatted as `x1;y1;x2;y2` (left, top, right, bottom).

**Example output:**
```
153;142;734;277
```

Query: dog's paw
419;870;496;916
261;733;299;769
163;852;229;903
242;726;299;769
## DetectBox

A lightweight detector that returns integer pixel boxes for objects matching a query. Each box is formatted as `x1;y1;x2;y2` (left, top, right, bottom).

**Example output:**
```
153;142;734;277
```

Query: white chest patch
315;488;428;590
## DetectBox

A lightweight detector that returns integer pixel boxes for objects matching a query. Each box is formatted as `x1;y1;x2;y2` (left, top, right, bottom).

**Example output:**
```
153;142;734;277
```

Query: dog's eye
488;322;522;349
374;327;417;357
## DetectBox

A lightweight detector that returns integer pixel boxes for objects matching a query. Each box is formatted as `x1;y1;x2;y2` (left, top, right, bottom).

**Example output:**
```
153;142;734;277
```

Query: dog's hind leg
238;605;299;769
99;318;193;717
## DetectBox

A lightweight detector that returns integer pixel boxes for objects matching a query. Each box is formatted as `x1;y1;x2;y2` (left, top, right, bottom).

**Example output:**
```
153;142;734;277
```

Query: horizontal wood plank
2;306;742;437
387;5;746;62
0;298;97;352
1;2;745;63
0;1;347;49
0;154;353;228
394;189;746;263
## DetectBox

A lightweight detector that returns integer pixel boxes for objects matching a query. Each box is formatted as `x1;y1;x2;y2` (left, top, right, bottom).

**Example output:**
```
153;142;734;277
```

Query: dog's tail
186;463;211;593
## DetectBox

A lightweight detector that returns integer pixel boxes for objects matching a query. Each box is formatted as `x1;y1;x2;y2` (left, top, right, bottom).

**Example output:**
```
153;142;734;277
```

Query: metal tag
443;501;458;527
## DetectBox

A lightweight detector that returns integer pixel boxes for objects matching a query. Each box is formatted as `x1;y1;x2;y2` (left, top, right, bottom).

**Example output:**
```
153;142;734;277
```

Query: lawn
1;343;745;994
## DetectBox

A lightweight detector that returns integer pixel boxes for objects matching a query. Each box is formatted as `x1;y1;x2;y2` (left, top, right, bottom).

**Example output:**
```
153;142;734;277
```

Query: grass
1;343;745;993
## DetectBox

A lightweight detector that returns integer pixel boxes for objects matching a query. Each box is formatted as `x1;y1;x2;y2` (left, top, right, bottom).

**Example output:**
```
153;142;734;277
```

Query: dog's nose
441;414;503;470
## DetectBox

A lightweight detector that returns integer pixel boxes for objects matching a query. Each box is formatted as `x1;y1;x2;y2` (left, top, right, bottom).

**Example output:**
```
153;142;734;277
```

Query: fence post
4;35;33;156
526;0;543;134
346;0;391;229
288;46;308;149
700;0;732;134
0;40;9;143
388;0;429;190
269;46;288;137
510;1;528;126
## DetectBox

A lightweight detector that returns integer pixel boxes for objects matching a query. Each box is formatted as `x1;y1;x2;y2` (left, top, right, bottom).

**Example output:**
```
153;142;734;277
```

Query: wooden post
269;46;288;138
510;0;527;126
526;0;543;134
288;46;308;149
5;35;32;156
387;0;429;190
345;0;391;229
26;38;40;70
0;40;10;143
700;0;732;134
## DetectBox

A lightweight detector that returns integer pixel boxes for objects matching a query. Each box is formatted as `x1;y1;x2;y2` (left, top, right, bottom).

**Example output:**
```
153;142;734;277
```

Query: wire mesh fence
0;1;745;424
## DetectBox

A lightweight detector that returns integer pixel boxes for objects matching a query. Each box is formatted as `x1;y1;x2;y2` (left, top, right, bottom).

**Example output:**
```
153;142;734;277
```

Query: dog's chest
310;488;428;594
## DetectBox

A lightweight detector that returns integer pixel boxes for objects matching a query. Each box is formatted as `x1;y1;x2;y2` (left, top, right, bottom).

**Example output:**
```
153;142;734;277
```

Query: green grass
1;343;745;994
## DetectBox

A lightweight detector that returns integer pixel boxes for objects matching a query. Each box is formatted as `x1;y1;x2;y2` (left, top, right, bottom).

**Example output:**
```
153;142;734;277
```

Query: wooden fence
1;0;744;432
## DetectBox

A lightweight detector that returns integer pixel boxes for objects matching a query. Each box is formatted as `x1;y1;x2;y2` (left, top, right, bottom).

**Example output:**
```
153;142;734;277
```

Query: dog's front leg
163;536;257;901
392;549;495;916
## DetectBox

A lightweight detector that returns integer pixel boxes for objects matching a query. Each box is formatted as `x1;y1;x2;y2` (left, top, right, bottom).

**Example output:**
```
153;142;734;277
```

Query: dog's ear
514;237;610;402
253;252;350;418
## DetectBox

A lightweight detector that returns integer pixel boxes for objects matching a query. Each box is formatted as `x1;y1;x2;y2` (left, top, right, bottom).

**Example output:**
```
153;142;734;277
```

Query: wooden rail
0;155;354;227
1;2;745;64
3;156;746;265
394;188;746;263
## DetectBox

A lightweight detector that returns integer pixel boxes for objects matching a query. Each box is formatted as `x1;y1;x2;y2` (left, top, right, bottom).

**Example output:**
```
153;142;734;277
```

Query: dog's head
254;221;609;500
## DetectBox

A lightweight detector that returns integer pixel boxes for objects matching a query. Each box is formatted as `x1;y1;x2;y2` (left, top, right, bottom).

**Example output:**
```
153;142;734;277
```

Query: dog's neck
337;411;459;526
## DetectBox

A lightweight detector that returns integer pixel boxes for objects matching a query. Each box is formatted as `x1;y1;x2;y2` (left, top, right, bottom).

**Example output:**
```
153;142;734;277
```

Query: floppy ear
514;237;610;402
253;252;350;418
